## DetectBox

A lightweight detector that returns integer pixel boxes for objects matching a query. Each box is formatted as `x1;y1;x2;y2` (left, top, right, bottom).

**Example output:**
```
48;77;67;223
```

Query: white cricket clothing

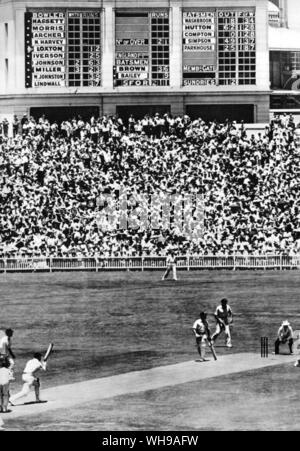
215;305;233;323
193;319;207;337
278;325;294;340
166;256;176;266
0;368;10;385
23;358;47;376
0;336;9;356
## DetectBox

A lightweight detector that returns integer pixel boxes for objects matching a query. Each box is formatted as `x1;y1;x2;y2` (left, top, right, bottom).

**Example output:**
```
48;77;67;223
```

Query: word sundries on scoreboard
25;8;256;88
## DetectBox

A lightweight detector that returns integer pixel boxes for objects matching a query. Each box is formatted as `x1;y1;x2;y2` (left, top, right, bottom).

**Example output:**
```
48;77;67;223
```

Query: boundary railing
0;255;299;273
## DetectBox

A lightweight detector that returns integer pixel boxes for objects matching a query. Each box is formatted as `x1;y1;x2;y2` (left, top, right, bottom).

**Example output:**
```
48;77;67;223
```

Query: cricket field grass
1;269;300;431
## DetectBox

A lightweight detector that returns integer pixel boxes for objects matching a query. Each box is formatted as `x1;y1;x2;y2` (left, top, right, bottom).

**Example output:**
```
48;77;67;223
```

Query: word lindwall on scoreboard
25;10;102;88
183;9;256;87
114;11;170;87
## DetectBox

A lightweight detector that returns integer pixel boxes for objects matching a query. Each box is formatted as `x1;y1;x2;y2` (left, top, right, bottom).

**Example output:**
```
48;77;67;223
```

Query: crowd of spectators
0;111;300;258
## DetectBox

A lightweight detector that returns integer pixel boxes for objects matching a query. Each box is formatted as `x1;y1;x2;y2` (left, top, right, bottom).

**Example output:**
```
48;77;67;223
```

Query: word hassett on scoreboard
183;9;256;86
25;11;102;88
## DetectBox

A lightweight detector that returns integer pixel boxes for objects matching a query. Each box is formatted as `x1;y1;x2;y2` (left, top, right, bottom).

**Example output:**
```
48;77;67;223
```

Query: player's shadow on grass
23;401;48;406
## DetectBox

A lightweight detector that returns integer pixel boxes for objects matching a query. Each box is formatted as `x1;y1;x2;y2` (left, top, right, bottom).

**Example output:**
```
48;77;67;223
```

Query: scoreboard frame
25;8;103;89
114;9;170;88
182;7;257;88
24;6;258;91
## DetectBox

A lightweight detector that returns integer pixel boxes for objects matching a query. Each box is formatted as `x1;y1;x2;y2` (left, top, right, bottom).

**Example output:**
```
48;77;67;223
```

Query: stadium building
0;0;285;124
269;0;300;115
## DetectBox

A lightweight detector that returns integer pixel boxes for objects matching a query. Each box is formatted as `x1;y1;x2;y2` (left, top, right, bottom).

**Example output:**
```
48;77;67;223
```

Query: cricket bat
207;339;218;361
44;343;54;362
192;328;218;361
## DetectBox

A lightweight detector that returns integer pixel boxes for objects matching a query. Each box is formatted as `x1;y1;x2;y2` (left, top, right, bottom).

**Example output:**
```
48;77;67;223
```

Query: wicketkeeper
275;320;294;355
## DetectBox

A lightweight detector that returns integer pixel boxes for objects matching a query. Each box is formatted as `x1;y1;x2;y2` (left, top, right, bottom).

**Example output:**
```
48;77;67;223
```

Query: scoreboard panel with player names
25;10;102;88
183;9;256;86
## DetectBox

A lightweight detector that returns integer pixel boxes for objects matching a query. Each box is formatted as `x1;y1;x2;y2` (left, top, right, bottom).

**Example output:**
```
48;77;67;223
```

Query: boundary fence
0;255;299;273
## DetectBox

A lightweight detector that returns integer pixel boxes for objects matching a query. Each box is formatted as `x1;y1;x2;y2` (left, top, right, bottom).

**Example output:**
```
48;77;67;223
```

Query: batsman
192;312;217;362
10;344;53;405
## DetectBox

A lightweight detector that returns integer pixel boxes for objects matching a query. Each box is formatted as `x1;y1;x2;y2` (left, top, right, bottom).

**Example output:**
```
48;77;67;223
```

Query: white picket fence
0;255;299;273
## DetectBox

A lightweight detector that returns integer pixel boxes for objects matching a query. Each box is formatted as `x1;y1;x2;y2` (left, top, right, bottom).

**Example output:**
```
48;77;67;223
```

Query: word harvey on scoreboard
25;12;66;88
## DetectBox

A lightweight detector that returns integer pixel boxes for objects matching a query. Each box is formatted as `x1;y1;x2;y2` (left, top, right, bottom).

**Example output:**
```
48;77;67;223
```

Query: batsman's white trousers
10;374;36;402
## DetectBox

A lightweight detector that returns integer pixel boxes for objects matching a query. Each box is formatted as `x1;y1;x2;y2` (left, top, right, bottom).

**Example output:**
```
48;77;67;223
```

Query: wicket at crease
261;337;269;358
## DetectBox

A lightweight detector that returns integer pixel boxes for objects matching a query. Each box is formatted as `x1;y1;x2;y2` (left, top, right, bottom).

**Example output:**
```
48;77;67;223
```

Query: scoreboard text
183;9;256;86
25;11;101;88
115;11;170;87
25;8;256;89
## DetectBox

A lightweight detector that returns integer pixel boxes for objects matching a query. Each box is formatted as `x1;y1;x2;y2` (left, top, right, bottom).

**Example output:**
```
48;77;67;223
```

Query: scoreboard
25;11;101;88
24;8;256;89
115;11;170;87
183;11;217;86
183;9;256;86
25;12;67;88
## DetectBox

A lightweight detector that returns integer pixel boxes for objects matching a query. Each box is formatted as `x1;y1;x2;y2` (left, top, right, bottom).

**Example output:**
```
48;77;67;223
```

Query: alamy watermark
95;186;205;240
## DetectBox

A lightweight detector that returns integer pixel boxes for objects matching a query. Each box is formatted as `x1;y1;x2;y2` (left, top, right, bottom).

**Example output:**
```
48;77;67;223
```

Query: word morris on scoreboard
115;11;170;87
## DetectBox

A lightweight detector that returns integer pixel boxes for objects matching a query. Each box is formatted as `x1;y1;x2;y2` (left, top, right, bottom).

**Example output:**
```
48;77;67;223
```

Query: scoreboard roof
269;26;300;51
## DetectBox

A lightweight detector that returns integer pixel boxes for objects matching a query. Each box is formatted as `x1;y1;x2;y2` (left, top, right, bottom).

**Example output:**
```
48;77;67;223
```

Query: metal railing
0;255;299;273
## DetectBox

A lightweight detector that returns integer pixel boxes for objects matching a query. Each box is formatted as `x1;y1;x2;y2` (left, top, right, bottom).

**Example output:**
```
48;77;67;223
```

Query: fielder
0;329;16;380
162;252;178;281
211;299;233;348
0;356;10;413
10;353;47;405
192;312;212;362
